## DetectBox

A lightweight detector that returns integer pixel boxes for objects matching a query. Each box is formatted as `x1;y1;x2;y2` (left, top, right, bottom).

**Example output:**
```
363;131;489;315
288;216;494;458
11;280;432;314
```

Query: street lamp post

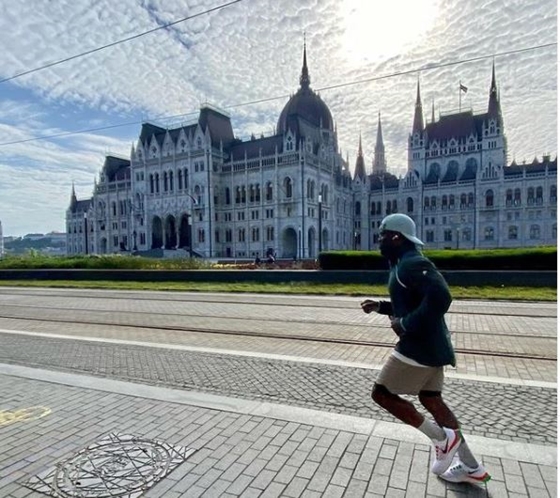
83;213;88;255
184;193;197;259
318;194;322;255
188;214;193;259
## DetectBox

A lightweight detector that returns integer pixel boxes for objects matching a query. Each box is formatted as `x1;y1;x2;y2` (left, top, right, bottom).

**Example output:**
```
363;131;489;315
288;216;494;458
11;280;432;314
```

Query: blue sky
0;0;556;236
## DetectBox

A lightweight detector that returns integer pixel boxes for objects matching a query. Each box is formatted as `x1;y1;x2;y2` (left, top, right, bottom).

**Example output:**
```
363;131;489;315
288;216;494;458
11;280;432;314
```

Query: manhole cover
25;432;196;498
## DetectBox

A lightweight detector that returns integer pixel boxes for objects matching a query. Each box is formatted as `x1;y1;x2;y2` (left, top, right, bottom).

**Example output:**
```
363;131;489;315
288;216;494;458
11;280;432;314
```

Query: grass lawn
0;280;555;301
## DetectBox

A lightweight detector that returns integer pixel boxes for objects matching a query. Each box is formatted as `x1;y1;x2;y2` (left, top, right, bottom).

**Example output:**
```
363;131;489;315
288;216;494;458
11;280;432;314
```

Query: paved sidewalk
0;365;556;498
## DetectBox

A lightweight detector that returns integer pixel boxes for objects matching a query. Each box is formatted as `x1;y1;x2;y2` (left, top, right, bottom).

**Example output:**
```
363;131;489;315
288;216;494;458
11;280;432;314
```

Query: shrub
318;247;557;271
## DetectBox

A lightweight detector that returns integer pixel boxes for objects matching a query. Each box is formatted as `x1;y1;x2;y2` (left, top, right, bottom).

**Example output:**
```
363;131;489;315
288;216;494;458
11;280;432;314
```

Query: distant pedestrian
361;213;491;485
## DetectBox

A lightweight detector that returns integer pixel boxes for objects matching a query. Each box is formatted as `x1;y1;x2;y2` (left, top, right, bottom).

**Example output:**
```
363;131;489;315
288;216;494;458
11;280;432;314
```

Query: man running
361;213;490;485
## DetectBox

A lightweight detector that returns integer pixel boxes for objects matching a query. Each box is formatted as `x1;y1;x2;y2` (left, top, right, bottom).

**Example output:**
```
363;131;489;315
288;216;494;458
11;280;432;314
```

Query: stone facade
67;54;557;256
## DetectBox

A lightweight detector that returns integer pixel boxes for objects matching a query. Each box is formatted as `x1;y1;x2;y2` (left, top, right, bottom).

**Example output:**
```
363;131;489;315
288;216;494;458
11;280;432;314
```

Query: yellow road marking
0;406;51;427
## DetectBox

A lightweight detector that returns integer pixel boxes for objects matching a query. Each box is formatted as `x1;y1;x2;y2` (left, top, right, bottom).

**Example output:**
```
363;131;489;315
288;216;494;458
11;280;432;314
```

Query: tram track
0;301;556;340
0;288;555;318
0;312;555;362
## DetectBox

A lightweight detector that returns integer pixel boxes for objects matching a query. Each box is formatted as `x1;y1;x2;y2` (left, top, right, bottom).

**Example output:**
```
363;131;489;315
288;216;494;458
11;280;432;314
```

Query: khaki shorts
376;355;444;395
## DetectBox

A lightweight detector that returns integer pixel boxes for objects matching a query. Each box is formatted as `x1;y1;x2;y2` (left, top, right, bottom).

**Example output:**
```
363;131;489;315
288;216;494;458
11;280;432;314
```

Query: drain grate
25;432;196;498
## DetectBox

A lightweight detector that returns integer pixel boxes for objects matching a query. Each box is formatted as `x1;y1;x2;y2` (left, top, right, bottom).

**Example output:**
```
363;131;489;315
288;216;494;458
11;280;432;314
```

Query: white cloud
0;0;556;235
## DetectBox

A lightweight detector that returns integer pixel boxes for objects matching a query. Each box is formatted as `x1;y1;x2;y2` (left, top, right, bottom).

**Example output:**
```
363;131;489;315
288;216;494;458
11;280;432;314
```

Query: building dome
277;44;334;134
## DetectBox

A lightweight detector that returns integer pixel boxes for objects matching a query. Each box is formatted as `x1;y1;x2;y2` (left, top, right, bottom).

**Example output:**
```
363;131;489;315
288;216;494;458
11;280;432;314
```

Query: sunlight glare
339;0;440;63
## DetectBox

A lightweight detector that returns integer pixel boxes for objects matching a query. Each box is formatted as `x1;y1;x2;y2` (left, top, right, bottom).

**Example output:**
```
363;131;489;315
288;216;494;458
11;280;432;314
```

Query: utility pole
318;193;322;254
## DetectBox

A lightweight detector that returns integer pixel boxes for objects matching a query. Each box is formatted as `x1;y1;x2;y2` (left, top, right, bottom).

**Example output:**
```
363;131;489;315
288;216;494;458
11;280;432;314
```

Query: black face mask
379;239;398;260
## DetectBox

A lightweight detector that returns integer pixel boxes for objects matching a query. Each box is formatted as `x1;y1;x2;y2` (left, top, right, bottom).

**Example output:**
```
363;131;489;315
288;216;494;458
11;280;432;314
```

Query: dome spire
300;34;310;90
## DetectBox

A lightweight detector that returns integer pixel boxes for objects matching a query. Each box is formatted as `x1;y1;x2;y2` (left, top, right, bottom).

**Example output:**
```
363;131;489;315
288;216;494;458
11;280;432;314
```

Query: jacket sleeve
377;300;393;316
398;258;452;335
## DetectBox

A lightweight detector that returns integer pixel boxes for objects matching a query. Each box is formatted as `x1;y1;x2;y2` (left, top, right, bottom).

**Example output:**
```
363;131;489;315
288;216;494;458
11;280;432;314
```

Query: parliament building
67;47;557;257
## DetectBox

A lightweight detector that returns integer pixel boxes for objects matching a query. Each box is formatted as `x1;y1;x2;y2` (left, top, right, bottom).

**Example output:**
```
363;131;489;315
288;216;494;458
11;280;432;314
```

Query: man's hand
360;299;380;314
390;317;405;336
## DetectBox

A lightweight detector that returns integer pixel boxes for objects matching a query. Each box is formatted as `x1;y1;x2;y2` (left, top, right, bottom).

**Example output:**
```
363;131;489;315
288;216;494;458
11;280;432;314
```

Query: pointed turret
300;38;310;91
373;113;387;174
70;182;77;211
353;134;366;181
413;79;424;133
488;61;502;121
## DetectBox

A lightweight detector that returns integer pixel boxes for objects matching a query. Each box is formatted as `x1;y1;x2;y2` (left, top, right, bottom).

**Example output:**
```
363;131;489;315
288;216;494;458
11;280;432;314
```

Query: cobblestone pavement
0;373;556;498
0;290;557;498
0;332;556;446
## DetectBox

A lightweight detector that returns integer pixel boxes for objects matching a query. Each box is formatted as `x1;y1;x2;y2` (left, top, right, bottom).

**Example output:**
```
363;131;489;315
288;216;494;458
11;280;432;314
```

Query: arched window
514;188;521;205
442;195;448;209
465;157;478;170
225;187;231;205
424;196;430;208
322;185;329;203
449;195;455;209
155;173;160;193
184;169;189;189
286;136;293;151
527;187;535;204
429;162;441;177
431;196;437;209
530;224;541;239
506;189;513;206
178;170;183;190
550;185;557;203
376;201;381;215
169;171;174;192
392;200;397;213
150;174;154;194
485;189;494;207
484;227;494;240
446;160;459;177
536;186;543;204
163;172;168;192
255;184;261;202
249;184;255;203
386;200;391;215
468;192;474;206
460;193;467;207
355;201;361;216
194;185;202;205
111;202;117;217
266;182;273;201
406;197;414;213
235;186;241;204
241;186;246;203
284;177;293;198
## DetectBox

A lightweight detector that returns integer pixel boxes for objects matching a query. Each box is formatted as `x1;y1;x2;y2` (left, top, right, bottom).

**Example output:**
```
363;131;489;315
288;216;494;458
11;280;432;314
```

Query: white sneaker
439;460;491;485
431;427;462;475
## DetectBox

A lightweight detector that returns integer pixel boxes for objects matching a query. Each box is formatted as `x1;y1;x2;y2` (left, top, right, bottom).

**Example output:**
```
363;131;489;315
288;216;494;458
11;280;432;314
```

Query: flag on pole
460;83;468;93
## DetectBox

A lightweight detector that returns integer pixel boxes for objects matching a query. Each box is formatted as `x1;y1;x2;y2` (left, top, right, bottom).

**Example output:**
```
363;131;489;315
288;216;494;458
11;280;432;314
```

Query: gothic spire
413;78;424;133
300;36;310;90
488;60;502;121
353;133;366;181
373;113;387;174
70;182;77;211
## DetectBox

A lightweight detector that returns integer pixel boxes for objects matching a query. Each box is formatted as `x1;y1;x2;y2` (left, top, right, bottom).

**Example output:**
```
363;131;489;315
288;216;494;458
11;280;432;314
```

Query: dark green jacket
378;248;456;367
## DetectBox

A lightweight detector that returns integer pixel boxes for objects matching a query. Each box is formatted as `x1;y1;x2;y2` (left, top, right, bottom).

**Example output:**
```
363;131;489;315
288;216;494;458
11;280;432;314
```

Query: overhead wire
0;42;555;148
0;0;244;84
